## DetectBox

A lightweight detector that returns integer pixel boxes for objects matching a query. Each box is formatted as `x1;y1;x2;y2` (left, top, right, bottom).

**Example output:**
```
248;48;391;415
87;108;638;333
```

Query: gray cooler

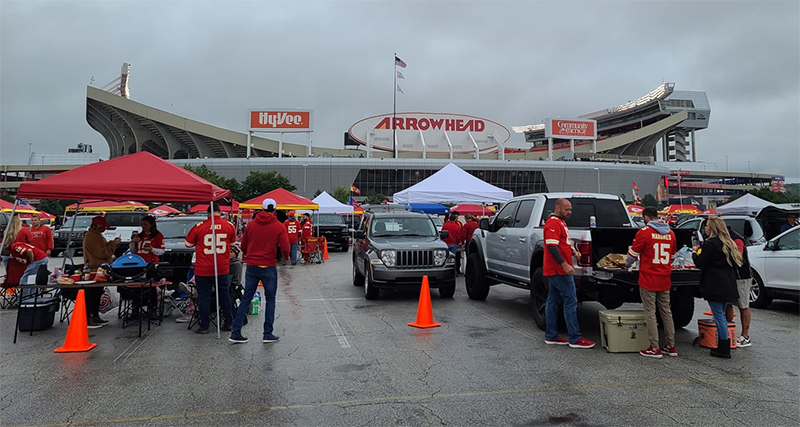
599;309;649;353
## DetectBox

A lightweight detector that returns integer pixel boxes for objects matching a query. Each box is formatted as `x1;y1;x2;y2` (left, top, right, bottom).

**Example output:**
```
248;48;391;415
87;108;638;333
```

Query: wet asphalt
1;252;798;426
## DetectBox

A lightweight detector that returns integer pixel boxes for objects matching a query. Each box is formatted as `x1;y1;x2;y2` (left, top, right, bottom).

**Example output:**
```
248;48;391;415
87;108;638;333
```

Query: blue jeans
545;274;582;343
708;301;728;341
21;258;49;298
195;274;232;331
290;243;298;265
447;244;458;255
233;265;278;337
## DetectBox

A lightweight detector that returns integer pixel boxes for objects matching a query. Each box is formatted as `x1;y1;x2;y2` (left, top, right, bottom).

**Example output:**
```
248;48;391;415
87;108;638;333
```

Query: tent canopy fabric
0;199;39;214
188;201;240;214
716;193;775;216
311;192;354;214
240;188;318;210
67;200;149;212
451;204;495;216
392;163;513;204
409;203;449;215
17;152;231;202
149;205;182;216
659;205;701;215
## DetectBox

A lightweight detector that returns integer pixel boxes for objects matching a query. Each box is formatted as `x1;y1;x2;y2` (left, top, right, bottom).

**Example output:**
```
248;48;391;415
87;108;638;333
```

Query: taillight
576;240;592;267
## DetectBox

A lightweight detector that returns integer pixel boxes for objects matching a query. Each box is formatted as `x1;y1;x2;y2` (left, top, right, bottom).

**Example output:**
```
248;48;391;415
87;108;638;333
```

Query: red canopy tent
241;188;318;210
451;204;495;216
149;204;182;216
189;200;240;214
659;205;701;215
67;200;149;212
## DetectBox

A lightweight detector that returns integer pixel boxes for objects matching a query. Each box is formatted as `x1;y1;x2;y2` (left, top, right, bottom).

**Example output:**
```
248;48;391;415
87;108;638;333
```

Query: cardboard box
599;310;649;353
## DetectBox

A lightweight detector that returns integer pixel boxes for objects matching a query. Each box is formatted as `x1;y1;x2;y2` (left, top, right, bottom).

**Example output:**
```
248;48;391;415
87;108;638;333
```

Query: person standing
83;216;120;327
442;213;461;255
300;213;314;263
230;198;290;344
726;228;753;348
283;211;301;265
461;214;479;255
543;198;595;349
780;213;798;233
28;214;53;257
692;217;741;359
625;207;677;358
184;204;236;334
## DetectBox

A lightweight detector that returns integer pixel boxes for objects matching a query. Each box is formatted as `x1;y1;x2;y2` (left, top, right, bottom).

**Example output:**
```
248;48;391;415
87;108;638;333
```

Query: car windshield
371;217;436;237
61;216;94;229
315;214;345;225
158;219;202;239
105;213;145;227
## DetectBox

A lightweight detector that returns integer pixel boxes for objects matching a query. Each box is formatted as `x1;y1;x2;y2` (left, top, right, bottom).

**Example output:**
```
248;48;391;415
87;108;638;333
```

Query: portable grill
108;254;155;283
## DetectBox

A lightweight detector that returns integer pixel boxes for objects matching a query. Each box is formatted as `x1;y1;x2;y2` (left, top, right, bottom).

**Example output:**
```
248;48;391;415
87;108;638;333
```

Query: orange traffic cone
54;289;97;353
323;238;330;260
409;276;441;328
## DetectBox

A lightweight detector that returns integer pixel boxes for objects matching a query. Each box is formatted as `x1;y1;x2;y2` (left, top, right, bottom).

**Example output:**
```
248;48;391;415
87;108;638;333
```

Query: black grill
396;250;435;268
160;251;193;267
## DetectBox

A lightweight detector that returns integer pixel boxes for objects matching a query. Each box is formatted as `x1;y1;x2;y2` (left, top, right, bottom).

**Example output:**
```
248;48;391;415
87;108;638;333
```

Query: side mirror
765;240;776;251
354;230;366;239
439;230;449;240
479;218;490;231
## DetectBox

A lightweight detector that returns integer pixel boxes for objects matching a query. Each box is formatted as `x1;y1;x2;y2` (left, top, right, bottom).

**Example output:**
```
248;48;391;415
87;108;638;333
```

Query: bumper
370;265;456;289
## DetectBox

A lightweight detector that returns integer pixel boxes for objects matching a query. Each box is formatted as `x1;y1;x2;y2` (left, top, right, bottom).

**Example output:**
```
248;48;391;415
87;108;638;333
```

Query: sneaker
93;315;109;324
569;338;595;349
262;334;280;343
175;315;191;323
661;346;678;357
737;336;752;347
195;328;209;334
640;347;663;359
229;333;248;344
545;336;569;345
179;282;193;296
87;319;104;329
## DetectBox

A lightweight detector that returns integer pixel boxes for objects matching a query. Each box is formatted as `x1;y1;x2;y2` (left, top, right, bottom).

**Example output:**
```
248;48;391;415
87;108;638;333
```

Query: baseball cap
262;198;277;211
91;216;115;229
288;210;296;216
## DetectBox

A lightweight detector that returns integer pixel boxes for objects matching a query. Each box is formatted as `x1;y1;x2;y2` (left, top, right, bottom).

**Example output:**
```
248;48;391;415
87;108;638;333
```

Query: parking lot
1;252;798;427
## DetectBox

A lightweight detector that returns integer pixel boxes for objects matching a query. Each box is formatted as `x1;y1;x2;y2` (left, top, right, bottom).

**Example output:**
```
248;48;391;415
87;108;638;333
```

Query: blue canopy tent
408;203;449;215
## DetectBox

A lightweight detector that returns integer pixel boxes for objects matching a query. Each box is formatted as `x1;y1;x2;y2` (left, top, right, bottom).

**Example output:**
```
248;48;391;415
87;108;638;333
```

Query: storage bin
599;310;649;353
697;319;737;349
19;296;59;331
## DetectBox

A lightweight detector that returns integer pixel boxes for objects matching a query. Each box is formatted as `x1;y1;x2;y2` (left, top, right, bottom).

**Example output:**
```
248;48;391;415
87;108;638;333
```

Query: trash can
19;296;59;331
599;310;649;353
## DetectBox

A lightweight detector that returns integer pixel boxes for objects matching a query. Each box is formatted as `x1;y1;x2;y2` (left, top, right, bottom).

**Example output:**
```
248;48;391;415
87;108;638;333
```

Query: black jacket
692;237;739;303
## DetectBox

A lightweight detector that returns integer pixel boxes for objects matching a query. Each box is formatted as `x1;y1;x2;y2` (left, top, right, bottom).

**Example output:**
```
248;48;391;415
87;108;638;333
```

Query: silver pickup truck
465;192;701;330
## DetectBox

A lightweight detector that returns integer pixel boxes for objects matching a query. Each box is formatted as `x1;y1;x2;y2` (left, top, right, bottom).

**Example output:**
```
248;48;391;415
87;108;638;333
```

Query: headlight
380;250;396;267
434;249;448;266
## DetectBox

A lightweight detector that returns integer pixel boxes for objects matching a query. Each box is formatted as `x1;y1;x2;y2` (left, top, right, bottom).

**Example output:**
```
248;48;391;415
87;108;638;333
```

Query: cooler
599;310;649;353
697;319;737;349
18;296;59;331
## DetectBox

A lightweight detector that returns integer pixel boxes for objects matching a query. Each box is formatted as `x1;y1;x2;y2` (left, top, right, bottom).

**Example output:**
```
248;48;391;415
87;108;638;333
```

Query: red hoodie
241;212;290;267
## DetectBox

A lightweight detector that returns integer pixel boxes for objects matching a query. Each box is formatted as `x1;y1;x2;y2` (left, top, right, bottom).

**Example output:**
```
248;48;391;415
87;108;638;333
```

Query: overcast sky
2;0;799;181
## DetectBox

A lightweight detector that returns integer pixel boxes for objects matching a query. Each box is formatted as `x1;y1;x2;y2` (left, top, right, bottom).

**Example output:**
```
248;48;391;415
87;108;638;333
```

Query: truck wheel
530;267;548;331
438;281;456;298
364;267;379;300
669;289;695;329
749;272;772;308
353;257;365;287
465;252;490;300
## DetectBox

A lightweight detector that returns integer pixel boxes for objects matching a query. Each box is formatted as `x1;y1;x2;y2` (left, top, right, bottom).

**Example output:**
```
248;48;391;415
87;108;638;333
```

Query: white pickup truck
465;193;701;330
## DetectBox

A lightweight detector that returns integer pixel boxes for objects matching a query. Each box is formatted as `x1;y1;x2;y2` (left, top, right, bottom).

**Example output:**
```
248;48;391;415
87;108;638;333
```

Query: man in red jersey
6;242;48;298
229;198;289;344
626;206;677;359
442;213;461;255
28;214;53;256
543;198;595;349
185;204;236;334
283;211;301;265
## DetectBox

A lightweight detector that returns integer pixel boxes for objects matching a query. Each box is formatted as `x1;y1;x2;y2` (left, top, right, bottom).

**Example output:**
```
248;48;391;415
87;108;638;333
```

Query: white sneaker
737;335;752;347
175;315;191;323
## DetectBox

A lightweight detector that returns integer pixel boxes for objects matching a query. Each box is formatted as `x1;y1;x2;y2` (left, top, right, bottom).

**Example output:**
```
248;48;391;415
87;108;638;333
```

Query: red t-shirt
462;220;479;244
543;215;573;276
301;220;314;240
132;231;165;264
284;220;301;244
14;227;33;244
442;221;461;245
184;216;236;276
10;242;47;264
627;227;676;291
29;225;54;253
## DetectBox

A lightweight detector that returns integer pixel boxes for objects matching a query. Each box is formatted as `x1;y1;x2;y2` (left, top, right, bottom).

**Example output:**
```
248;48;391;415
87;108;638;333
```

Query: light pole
593;167;600;193
27;143;32;164
302;164;308;197
747;161;751;174
725;155;729;172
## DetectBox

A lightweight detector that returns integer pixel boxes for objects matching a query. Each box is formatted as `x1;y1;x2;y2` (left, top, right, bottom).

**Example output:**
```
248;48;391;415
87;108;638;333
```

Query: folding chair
300;237;324;264
1;283;19;309
186;282;217;331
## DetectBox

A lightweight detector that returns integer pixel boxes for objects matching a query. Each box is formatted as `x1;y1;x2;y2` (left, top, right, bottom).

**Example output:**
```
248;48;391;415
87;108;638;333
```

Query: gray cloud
1;1;798;181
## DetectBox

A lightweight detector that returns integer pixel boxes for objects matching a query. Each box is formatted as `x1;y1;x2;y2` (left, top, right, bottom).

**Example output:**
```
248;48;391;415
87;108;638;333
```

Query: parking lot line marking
275;297;362;303
461;304;539;341
307;274;352;349
13;375;796;427
113;330;153;363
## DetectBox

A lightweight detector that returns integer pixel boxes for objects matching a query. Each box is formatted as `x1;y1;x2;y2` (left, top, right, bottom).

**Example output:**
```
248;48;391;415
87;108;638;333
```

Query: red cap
91;216;115;229
288;210;296;216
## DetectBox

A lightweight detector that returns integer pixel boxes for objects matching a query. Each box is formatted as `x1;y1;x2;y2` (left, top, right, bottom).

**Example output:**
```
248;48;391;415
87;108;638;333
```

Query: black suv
312;213;350;252
155;215;206;285
53;211;150;257
352;211;455;300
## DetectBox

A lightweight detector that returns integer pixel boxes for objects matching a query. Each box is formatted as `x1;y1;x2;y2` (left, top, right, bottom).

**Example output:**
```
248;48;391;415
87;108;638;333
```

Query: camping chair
300;237;324;264
1;281;19;309
186;282;218;331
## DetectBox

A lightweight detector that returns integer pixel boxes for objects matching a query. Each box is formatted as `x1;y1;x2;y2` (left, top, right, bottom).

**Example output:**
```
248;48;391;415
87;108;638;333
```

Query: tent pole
210;200;221;339
61;201;81;269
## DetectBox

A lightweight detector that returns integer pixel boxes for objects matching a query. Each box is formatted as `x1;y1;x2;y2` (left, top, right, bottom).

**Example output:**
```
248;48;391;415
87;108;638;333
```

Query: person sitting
129;216;165;318
781;213;798;233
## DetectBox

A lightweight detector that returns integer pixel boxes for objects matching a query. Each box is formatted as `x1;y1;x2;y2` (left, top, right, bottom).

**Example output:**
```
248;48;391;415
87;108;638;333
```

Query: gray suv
352;211;456;299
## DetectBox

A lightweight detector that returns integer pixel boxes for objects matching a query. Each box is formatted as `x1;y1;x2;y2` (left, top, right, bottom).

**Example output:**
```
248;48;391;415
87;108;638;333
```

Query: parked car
52;214;95;257
311;213;350;252
676;215;766;246
154;215;206;285
429;215;444;232
748;225;800;308
53;211;151;257
352;211;456;299
0;212;9;235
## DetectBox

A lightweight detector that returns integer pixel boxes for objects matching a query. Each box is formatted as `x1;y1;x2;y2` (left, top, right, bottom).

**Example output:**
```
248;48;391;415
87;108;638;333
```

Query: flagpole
393;52;397;159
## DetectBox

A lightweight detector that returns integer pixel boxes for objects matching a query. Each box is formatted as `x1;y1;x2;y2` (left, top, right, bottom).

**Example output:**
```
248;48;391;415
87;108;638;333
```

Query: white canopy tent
393;163;513;204
716;193;775;216
310;191;354;214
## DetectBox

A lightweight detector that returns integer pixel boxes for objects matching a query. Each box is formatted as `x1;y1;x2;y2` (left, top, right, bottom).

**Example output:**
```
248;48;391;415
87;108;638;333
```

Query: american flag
691;199;700;206
395;56;407;68
397;85;404;94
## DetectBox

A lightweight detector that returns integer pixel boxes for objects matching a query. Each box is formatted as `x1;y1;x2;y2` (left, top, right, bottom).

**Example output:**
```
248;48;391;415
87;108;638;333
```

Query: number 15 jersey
628;226;676;291
185;216;236;276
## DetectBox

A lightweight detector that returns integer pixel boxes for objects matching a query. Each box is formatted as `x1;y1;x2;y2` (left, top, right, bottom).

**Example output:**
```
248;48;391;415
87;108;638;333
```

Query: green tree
641;194;659;209
37;199;77;216
313;190;322;199
184;164;241;198
238;171;296;201
0;194;14;203
363;190;385;205
333;186;350;204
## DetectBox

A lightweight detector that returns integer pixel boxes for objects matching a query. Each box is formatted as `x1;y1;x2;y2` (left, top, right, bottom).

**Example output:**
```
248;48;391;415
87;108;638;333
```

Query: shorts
734;278;750;309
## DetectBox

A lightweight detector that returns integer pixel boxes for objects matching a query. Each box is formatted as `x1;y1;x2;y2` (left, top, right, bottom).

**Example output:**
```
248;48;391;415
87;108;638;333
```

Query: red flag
350;184;361;195
397;70;404;79
397;85;404;94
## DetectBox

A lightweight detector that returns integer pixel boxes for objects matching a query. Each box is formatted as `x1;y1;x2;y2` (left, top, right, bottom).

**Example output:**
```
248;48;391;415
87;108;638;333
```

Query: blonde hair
3;215;22;247
706;217;743;267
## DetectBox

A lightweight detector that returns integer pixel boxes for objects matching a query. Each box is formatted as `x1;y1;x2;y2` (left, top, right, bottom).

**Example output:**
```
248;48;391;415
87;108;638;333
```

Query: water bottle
250;293;260;315
589;216;597;228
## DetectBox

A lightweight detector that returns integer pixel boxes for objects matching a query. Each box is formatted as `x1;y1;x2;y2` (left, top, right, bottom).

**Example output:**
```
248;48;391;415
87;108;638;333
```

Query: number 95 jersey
627;226;676;291
185;216;236;277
